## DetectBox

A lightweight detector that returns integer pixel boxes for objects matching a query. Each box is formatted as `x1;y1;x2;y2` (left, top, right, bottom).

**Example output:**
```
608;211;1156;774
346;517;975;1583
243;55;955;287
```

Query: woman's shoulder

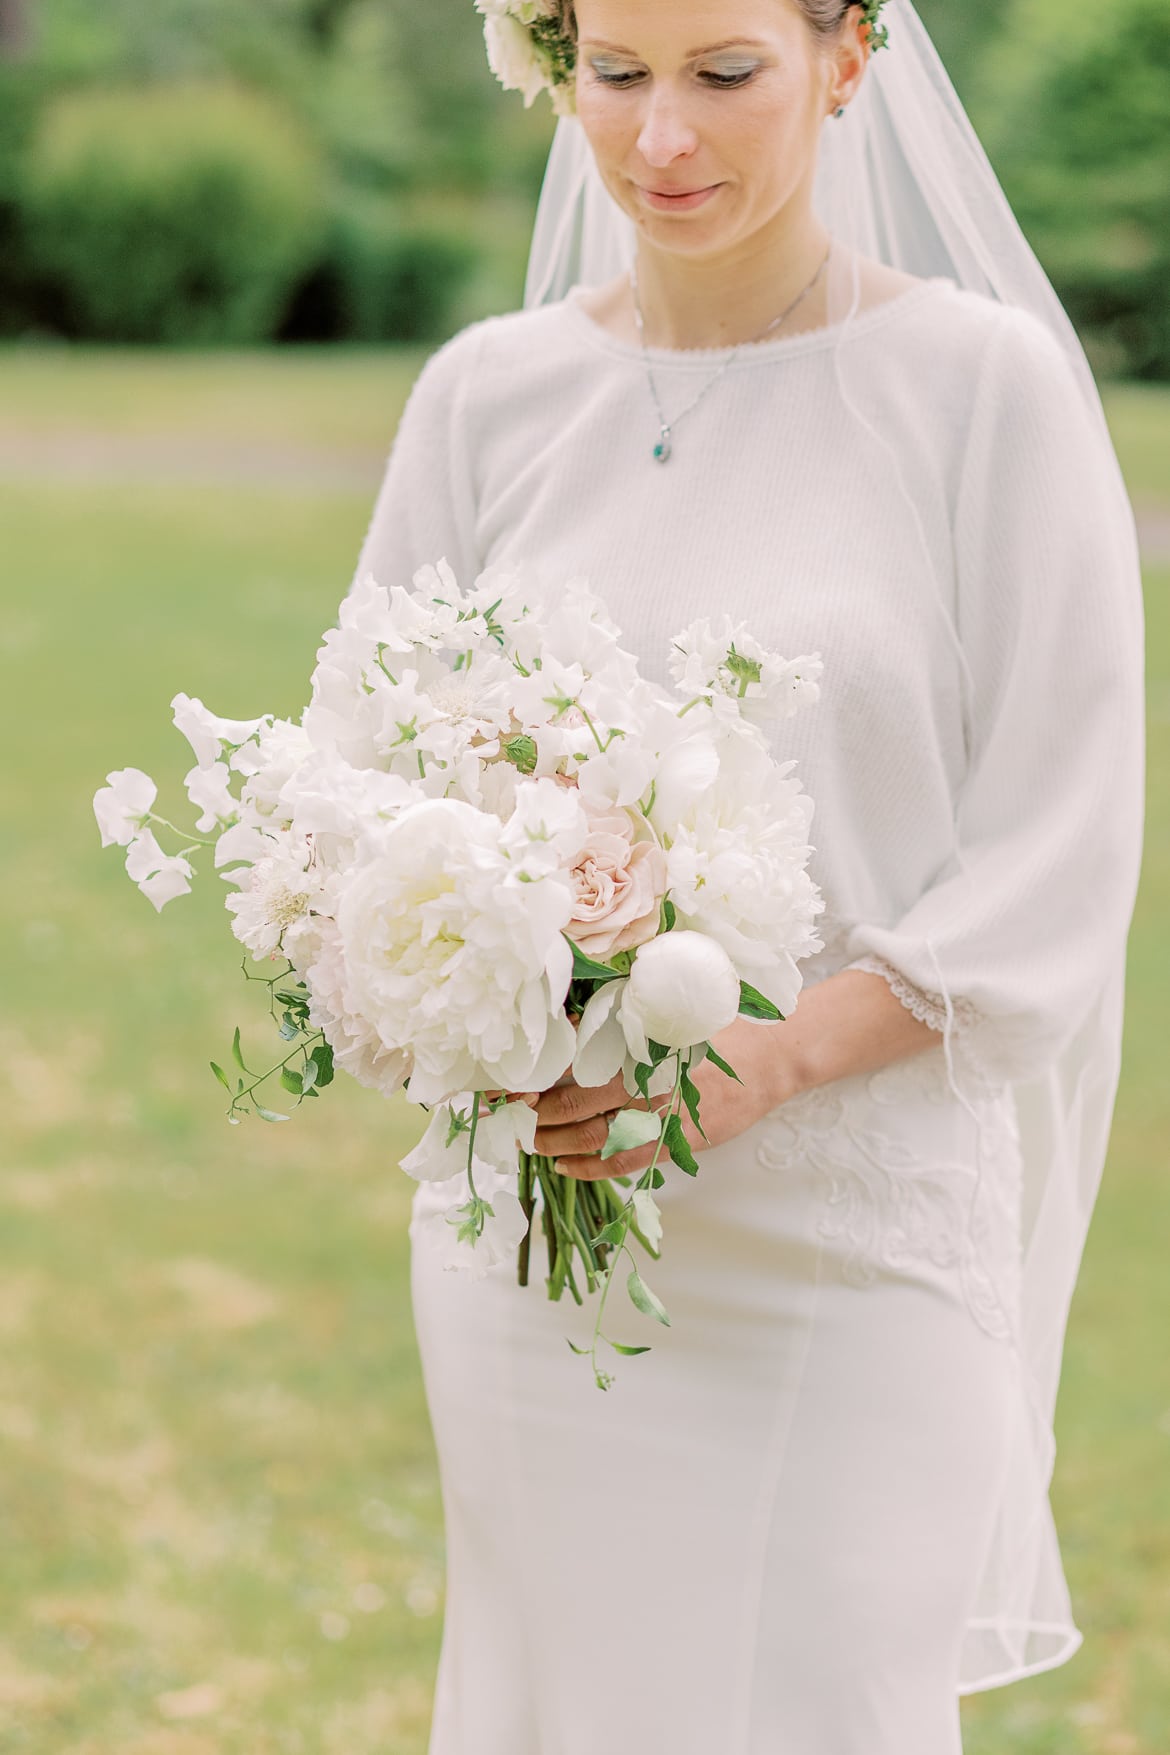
412;302;575;390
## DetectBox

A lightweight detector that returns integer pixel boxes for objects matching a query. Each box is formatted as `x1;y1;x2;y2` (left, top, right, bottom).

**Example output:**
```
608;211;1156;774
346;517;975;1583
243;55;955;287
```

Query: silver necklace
630;240;833;463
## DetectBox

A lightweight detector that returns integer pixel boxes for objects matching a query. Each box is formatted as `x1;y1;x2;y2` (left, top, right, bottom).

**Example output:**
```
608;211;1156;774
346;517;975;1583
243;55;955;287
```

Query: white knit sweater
348;274;1145;1096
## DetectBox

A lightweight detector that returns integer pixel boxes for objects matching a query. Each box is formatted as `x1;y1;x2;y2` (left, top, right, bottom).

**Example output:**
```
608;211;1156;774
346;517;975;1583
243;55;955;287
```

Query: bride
349;1;1146;1749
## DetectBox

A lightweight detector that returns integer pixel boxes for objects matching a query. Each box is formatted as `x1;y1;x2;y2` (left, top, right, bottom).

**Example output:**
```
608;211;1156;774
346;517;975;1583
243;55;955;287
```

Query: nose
635;86;700;168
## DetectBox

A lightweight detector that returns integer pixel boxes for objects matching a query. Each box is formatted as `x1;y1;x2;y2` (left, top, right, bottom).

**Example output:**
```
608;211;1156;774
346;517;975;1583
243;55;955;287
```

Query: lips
636;184;721;212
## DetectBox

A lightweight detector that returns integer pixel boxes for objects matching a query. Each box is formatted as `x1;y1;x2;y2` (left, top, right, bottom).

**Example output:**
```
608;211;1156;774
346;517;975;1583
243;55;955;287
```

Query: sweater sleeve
842;306;1146;1090
343;322;486;603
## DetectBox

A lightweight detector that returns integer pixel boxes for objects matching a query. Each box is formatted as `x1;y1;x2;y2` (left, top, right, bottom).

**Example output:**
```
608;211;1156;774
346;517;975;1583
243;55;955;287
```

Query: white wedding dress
347;274;1144;1753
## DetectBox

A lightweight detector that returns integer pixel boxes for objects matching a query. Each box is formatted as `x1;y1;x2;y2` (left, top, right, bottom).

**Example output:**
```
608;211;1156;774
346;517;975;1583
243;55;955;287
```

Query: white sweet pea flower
183;761;237;832
400;1096;538;1183
669;617;823;731
619;931;741;1058
171;693;270;770
93;767;157;848
124;828;194;912
500;776;588;880
413;1165;530;1281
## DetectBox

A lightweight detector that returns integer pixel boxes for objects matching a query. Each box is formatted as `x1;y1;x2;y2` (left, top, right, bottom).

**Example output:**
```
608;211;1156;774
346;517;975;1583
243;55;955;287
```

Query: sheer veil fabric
522;0;1146;1691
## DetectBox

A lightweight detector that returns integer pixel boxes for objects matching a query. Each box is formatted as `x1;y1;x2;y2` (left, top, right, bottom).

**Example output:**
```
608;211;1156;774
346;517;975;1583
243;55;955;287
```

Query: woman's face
573;0;845;264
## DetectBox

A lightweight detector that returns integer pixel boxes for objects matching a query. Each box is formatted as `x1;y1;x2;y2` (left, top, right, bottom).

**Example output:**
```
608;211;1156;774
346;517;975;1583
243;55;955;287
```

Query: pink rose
567;805;667;961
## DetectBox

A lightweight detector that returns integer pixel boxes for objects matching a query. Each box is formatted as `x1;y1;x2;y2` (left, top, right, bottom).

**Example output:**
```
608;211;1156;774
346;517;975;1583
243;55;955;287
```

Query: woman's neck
630;214;835;351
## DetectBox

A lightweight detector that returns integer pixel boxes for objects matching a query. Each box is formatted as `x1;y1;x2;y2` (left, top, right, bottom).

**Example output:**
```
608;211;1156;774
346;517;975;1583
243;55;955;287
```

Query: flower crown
475;1;890;115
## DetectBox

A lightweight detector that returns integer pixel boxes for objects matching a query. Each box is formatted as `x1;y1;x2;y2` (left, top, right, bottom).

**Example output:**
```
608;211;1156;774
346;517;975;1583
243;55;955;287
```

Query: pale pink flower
567;805;667;961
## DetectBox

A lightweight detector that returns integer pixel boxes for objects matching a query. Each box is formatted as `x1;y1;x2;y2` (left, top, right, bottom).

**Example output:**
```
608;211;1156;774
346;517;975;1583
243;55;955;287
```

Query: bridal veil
521;0;1147;1690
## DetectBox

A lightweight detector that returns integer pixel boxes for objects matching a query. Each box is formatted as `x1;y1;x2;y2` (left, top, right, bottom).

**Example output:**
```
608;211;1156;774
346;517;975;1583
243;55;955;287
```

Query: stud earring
833;105;846;119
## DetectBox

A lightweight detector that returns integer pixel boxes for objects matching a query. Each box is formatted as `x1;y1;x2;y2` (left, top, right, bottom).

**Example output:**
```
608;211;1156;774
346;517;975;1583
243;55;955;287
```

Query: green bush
991;0;1170;379
279;187;478;344
20;78;327;343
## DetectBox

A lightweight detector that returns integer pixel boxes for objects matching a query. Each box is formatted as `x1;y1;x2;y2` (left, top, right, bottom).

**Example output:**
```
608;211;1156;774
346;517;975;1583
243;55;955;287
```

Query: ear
826;5;871;113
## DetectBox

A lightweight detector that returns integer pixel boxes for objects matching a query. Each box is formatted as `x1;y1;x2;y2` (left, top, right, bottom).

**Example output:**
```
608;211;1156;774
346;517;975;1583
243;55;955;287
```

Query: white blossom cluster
93;559;824;1277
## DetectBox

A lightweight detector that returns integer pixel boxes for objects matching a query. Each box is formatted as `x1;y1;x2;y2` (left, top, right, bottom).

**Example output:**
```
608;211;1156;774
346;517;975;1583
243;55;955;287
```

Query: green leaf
591;1218;627;1250
565;1339;589;1356
310;1042;335;1088
277;1014;300;1042
600;1107;662;1159
664;1113;699;1176
626;1266;671;1326
279;1066;303;1095
705;1045;743;1084
738;980;783;1022
650;1166;665;1190
231;1025;247;1071
567;939;625;985
631;1187;663;1250
647;1038;672;1066
300;1055;319;1096
662;896;677;932
680;1066;708;1140
610;1342;652;1357
209;1061;231;1091
253;1103;289;1123
634;1061;652;1102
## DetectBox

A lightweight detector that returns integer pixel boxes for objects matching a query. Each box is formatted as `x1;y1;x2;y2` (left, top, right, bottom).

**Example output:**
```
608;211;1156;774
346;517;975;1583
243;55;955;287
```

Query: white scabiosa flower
619;931;742;1059
93;767;157;848
224;836;323;961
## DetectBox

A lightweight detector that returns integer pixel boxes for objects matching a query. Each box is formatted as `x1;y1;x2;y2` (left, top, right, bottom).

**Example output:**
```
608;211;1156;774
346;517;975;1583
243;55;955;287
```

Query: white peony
93;767;157;848
333;792;579;1106
619;931;742;1059
124;828;194;912
661;735;824;1017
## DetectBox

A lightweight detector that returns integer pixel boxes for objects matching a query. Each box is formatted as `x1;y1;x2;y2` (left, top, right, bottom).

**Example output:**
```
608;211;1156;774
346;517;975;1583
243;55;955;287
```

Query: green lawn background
0;348;1166;1754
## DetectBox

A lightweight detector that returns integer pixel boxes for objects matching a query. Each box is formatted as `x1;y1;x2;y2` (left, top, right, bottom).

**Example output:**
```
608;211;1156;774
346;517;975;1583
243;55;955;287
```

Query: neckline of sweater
561;274;956;367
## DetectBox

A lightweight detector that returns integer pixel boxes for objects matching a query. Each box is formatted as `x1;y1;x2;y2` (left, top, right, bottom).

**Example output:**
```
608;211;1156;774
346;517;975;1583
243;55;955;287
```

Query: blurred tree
989;0;1170;377
911;0;1012;107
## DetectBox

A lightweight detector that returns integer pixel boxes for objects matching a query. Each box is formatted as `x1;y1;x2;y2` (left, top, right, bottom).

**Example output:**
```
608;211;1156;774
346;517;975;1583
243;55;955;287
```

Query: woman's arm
532;969;938;1181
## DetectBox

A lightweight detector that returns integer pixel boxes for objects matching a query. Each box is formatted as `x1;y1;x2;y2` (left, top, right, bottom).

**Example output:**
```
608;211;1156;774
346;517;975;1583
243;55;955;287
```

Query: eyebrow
581;36;769;55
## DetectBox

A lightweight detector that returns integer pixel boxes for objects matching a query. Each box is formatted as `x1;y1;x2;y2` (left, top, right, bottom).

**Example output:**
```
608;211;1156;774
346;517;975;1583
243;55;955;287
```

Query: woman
349;1;1146;1749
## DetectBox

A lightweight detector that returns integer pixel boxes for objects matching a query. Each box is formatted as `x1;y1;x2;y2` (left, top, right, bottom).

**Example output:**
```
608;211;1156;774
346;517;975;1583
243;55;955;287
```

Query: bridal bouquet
93;560;824;1386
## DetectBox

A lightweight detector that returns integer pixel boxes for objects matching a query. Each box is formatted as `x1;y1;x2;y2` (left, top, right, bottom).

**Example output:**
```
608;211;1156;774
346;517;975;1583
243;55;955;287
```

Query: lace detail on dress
753;1073;1022;1346
845;954;999;1100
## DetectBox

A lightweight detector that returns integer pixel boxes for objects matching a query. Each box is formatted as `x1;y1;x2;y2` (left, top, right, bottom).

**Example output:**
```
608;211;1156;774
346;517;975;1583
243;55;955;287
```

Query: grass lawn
0;345;1166;1754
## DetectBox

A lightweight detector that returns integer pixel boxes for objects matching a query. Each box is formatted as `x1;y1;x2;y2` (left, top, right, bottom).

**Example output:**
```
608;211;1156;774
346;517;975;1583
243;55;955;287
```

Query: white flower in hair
474;0;577;116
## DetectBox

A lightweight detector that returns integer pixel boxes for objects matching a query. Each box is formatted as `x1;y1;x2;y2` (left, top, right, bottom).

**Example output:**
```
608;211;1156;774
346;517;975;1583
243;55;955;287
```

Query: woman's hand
526;1015;803;1182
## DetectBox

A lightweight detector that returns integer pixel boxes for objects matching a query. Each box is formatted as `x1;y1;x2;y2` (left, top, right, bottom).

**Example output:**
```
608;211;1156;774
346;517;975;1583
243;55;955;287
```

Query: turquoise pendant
653;426;672;463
